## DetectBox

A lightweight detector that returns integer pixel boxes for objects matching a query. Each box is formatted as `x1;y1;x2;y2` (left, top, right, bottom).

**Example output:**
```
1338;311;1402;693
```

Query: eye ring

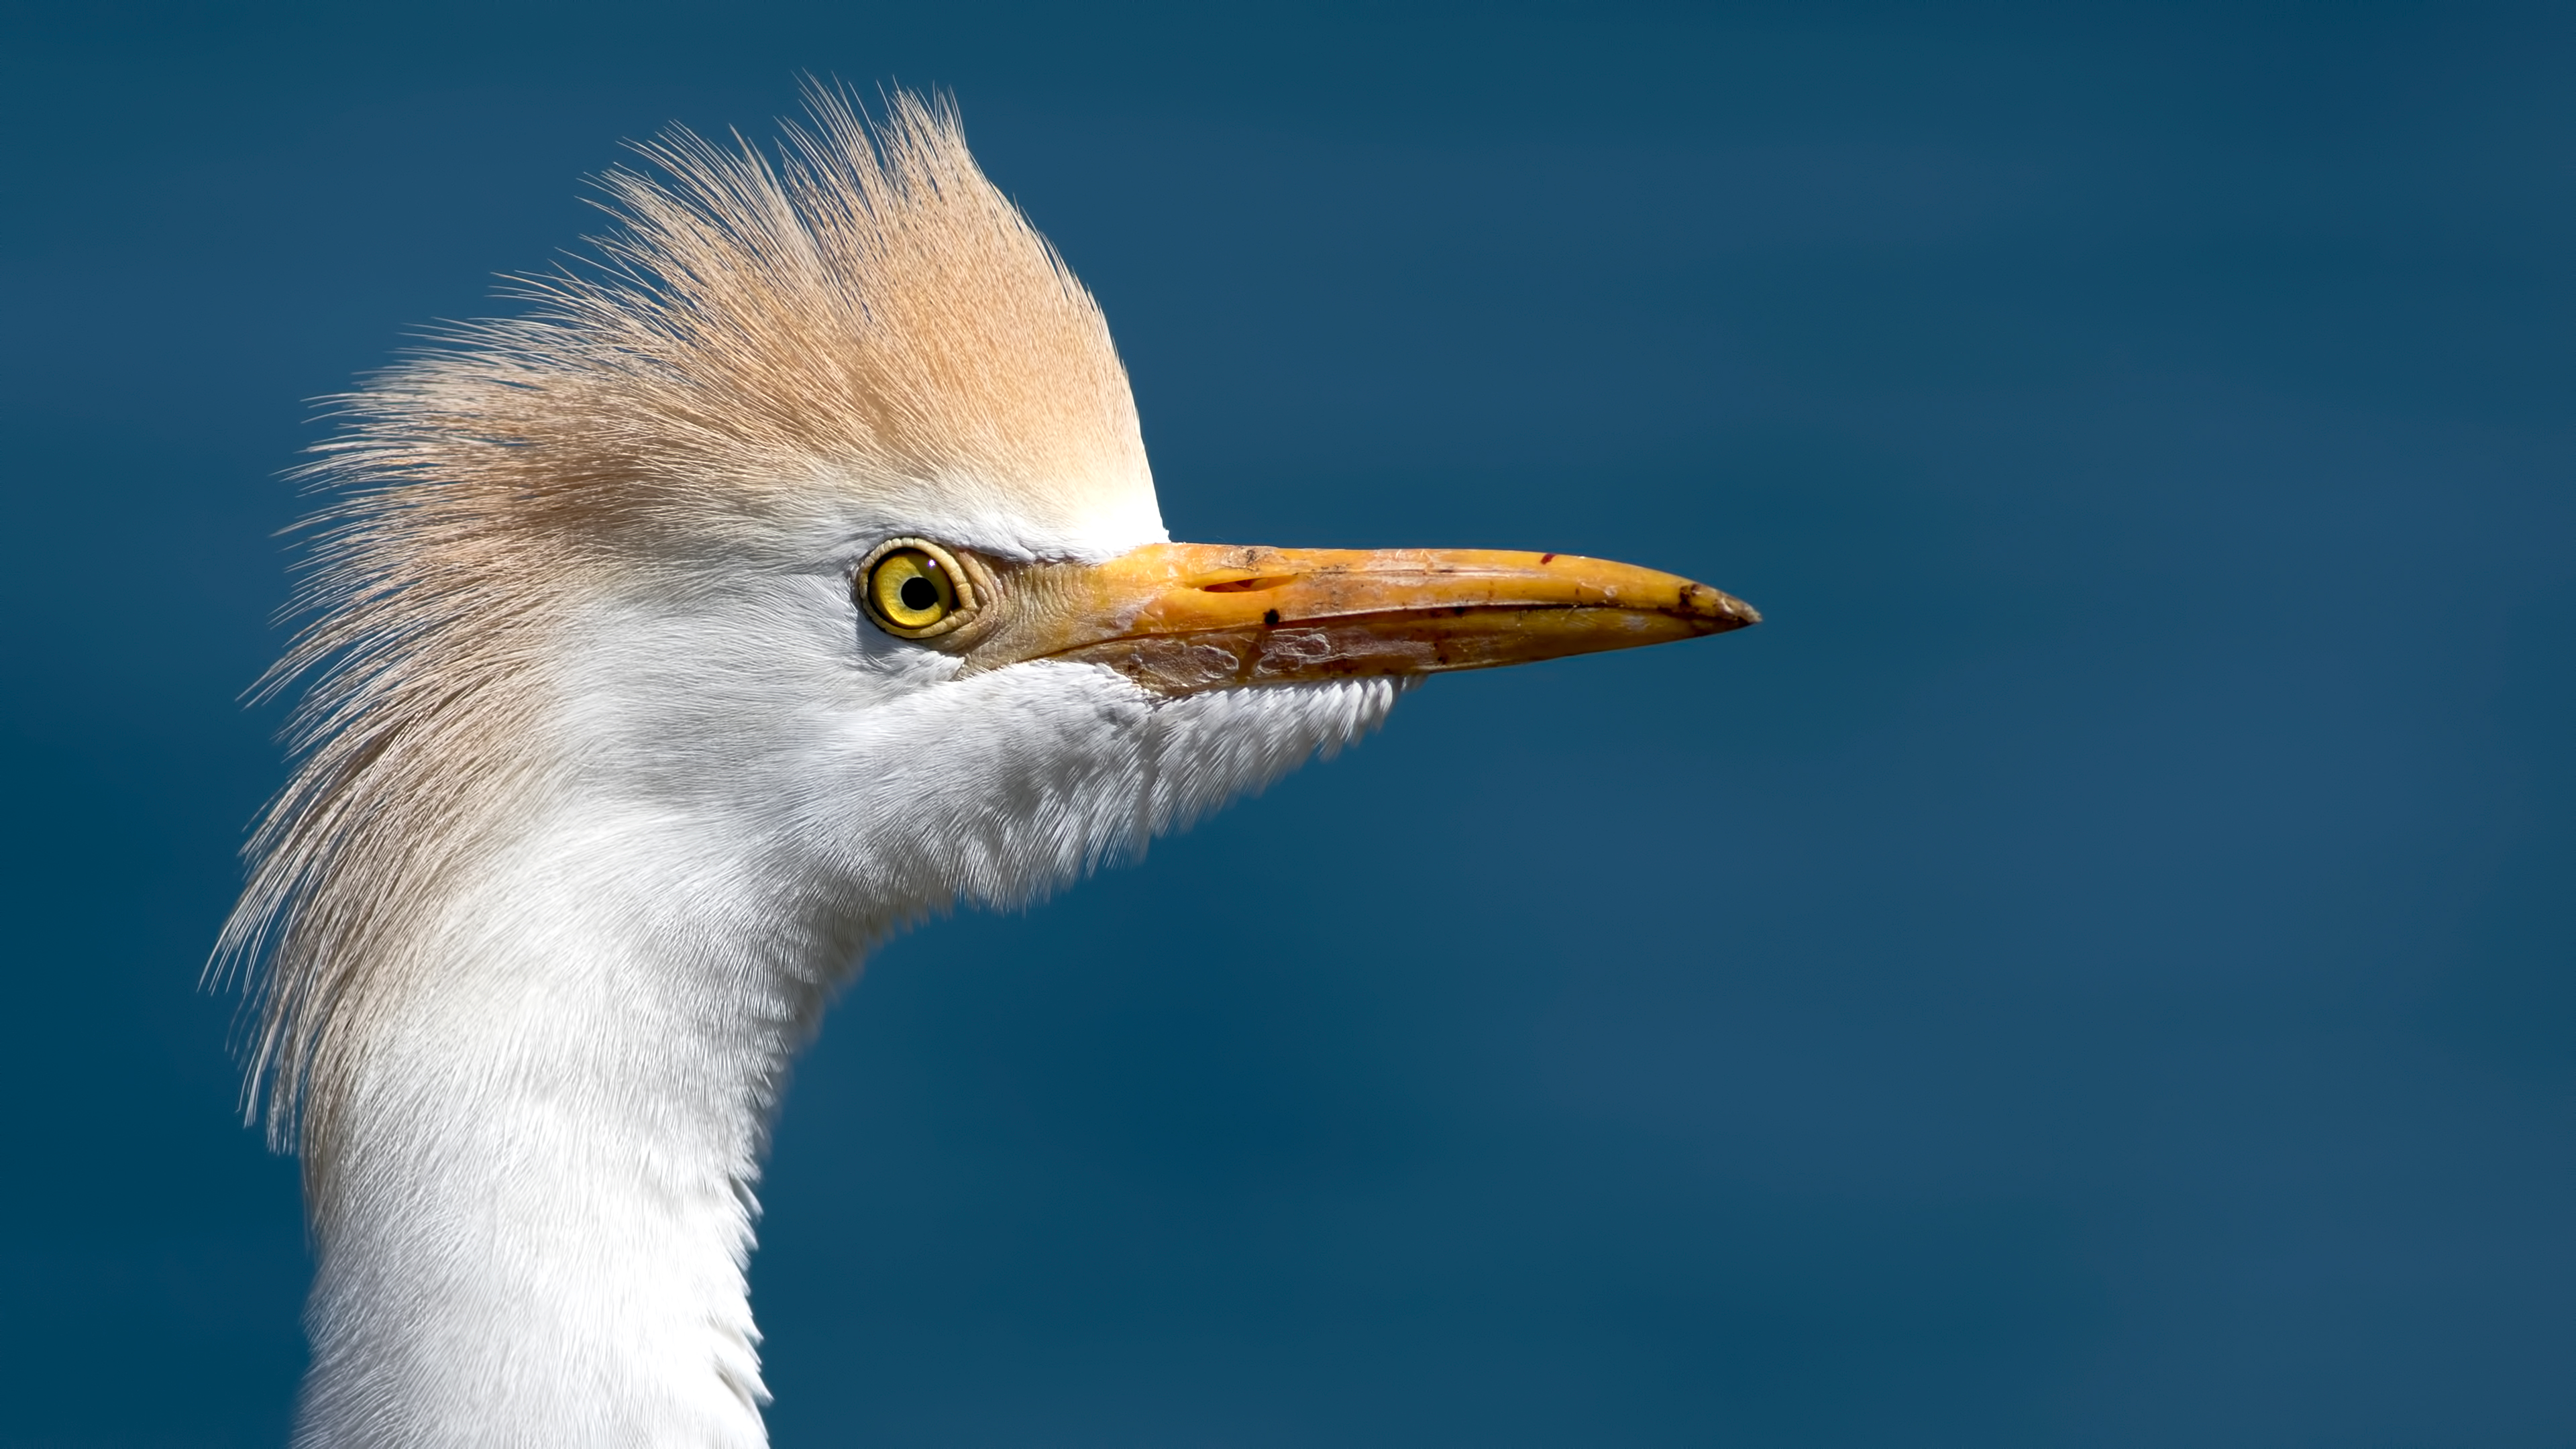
855;538;981;640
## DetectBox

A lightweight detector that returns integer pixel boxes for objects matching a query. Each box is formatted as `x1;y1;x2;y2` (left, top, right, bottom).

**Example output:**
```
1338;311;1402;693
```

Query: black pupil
898;575;941;612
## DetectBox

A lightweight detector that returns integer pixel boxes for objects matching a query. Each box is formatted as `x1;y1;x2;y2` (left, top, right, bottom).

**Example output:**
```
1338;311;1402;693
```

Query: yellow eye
859;541;973;637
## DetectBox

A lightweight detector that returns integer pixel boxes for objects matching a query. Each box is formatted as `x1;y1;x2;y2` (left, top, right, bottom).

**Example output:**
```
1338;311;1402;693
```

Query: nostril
1199;576;1297;594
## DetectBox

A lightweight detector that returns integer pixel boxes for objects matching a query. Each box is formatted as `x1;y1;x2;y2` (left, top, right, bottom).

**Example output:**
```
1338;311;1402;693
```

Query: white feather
227;92;1412;1446
291;564;1398;1445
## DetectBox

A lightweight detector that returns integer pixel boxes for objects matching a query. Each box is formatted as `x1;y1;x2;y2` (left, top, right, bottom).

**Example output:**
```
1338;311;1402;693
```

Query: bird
217;89;1758;1448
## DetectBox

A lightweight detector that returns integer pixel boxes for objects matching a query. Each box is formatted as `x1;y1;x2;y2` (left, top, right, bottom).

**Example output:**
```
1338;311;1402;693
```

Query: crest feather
319;87;1155;550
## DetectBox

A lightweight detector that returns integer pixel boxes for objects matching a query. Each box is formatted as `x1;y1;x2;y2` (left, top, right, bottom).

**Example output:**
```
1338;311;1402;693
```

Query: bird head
221;91;1754;1148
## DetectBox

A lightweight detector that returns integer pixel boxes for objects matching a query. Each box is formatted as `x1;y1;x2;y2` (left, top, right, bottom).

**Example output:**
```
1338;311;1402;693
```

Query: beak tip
1681;583;1760;633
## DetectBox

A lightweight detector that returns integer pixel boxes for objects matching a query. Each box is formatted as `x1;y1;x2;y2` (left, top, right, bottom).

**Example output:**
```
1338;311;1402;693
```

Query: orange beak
961;542;1757;694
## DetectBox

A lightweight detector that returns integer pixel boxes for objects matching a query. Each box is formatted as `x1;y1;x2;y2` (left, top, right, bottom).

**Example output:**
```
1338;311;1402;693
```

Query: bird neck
293;809;832;1449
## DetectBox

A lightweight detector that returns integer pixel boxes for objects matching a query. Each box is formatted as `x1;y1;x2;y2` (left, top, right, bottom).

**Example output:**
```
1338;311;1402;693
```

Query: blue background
4;3;2571;1444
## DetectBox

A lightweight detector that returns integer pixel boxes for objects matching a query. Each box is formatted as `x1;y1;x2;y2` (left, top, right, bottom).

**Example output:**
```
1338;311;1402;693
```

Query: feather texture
217;90;1399;1447
218;90;1161;1157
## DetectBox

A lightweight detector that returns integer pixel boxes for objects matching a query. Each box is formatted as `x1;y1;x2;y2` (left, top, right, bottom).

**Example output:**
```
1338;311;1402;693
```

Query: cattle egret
218;91;1757;1447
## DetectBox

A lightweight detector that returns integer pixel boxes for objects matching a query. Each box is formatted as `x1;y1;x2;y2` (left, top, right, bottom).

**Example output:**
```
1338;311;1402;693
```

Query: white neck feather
284;570;1404;1446
297;808;806;1448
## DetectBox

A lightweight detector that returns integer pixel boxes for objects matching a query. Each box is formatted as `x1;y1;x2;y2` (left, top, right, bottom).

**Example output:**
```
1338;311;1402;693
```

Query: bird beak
961;542;1758;694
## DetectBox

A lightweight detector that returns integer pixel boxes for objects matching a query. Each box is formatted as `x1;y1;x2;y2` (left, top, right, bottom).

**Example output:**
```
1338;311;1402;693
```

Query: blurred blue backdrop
3;3;2571;1444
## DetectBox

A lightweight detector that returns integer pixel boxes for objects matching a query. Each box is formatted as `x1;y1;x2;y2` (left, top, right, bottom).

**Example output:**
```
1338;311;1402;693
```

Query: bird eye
857;540;977;639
